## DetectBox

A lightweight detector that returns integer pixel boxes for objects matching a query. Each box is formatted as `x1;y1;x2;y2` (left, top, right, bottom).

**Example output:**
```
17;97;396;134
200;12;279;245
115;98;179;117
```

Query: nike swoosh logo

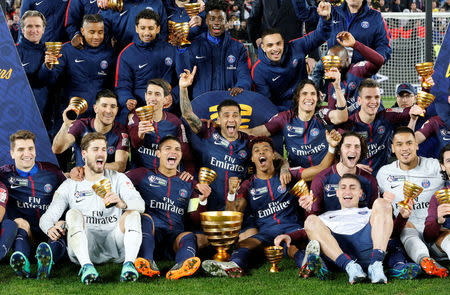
252;195;264;201
75;199;83;203
10;184;22;189
390;184;401;189
287;133;298;137
149;183;160;187
120;10;128;17
272;76;280;82
35;1;43;5
90;0;97;3
21;62;30;67
139;63;147;69
70;231;81;238
332;20;340;24
196;56;206;59
75;59;85;63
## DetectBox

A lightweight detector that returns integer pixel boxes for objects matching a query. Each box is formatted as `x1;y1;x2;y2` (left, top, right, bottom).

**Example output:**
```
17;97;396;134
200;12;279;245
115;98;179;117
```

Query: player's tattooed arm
226;177;247;212
274;152;291;186
226;198;247;212
179;66;202;133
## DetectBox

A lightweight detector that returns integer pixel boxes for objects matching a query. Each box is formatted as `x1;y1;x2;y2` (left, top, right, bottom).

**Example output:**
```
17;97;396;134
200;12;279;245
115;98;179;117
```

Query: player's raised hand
196;183;212;201
298;190;315;212
421;75;435;88
228;177;241;195
399;199;414;218
325;129;342;148
279;167;292;188
71;33;84;50
336;31;356;48
228;87;244;97
382;191;396;202
62;105;77;126
44;51;61;70
437;203;450;224
409;104;425;118
274;234;291;248
69;166;84;181
179;171;194;181
97;0;108;9
126;99;137;111
189;15;202;28
179;66;197;89
104;191;126;209
317;1;331;20
326;67;341;85
138;120;155;139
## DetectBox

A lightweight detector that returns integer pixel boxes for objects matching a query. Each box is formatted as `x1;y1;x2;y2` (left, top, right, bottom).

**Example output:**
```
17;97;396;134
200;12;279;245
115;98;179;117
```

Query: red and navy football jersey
0;162;65;232
0;181;8;210
418;116;450;158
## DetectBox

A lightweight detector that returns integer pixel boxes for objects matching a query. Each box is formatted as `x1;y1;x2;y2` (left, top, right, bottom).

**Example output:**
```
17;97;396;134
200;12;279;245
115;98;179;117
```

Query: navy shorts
252;223;303;245
153;226;183;260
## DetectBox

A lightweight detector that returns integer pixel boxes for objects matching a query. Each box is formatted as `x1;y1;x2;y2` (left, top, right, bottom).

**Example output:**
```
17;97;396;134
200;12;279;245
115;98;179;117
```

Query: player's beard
86;159;105;174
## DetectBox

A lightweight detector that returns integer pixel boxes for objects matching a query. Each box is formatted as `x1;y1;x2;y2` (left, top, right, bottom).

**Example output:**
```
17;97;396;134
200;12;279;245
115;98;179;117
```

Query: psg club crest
277;185;286;194
107;146;115;154
100;60;108;70
227;55;236;63
310;128;319;137
179;189;188;198
238;150;247;158
44;184;53;193
348;82;356;90
292;58;298;66
421;179;431;188
165;57;173;66
361;21;369;29
377;125;385;135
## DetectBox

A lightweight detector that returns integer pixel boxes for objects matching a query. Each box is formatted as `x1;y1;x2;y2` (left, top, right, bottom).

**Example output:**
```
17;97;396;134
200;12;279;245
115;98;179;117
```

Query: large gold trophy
322;55;341;79
397;181;423;209
92;178;116;208
415;62;434;89
198;167;217;184
329;0;344;6
66;97;88;120
105;0;123;11
45;42;62;65
135;105;154;122
416;91;435;117
184;3;201;18
201;211;243;261
264;246;284;272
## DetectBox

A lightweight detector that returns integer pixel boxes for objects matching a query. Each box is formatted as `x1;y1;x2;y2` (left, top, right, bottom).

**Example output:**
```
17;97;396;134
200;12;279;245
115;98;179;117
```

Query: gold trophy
415;62;434;89
200;211;243;261
290;179;315;202
168;20;177;46
184;3;201;18
264;246;284;273
45;42;62;65
329;0;344;5
436;189;450;218
92;178;116;208
106;0;123;11
135;105;154;122
416;91;435;117
397;181;423;209
199;167;217;184
174;22;191;48
66;97;88;120
322;55;341;79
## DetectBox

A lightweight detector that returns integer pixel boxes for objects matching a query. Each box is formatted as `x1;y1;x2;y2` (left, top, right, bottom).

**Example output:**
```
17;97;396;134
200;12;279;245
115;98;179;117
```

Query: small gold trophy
415;62;434;89
198;167;217;184
264;246;284;272
45;42;62;65
168;20;177;46
329;0;344;5
436;189;450;218
92;178;116;208
66;97;88;120
290;179;315;202
135;105;154;122
106;0;123;11
397;180;423;209
416;91;435;117
201;211;243;261
184;3;201;18
174;22;191;48
322;55;341;79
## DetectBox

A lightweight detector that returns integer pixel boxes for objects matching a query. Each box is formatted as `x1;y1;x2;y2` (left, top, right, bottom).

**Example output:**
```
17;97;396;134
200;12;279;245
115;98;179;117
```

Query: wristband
328;146;335;154
199;199;208;206
227;193;236;202
336;105;347;110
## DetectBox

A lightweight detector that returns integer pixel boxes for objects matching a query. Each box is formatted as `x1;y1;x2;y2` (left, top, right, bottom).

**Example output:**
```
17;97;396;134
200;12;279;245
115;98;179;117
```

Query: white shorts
68;223;125;265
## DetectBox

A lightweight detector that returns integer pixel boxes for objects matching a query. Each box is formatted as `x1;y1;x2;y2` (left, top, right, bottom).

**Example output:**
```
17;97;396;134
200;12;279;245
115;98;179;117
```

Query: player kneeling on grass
201;134;341;278
126;135;211;280
303;174;394;284
40;132;145;284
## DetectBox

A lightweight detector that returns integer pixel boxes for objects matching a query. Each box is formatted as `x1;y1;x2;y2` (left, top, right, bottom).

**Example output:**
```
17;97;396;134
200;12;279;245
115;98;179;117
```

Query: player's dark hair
217;99;241;114
335;131;368;163
10;130;35;150
21;10;46;29
358;78;380;94
439;144;450;180
158;135;181;149
292;79;321;117
393;126;415;139
205;0;228;14
82;14;103;27
96;89;118;103
135;8;161;27
147;78;171;97
340;173;361;187
249;136;274;152
261;28;283;42
81;132;107;151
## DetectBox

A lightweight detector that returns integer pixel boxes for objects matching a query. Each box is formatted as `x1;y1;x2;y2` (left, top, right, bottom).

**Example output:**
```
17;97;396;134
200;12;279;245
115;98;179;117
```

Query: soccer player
424;144;450;260
305;175;394;284
0;130;66;279
16;11;48;115
65;0;101;48
251;2;331;110
337;79;424;175
166;0;206;41
40;132;145;284
376;127;448;278
128;79;193;173
176;0;252;99
415;115;450;159
201;134;340;278
242;78;348;168
310;131;378;214
0;182;18;262
52;89;129;172
126;135;211;280
115;9;176;124
39;14;115;118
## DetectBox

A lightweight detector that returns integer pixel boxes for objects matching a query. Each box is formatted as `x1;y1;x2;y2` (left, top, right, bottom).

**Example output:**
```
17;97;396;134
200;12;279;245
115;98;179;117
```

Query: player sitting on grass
126;135;211;280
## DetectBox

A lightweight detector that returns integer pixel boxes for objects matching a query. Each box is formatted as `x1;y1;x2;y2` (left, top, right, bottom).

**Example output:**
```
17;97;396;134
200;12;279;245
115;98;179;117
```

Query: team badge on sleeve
107;146;115;154
227;55;236;63
0;187;7;203
121;133;129;146
165;57;173;66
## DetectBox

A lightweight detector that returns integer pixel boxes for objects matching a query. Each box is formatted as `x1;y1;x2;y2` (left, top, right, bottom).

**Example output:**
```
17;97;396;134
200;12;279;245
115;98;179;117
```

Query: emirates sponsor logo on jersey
138;143;159;157
257;200;290;218
210;155;245;172
16;196;48;210
149;197;185;215
85;211;118;224
291;143;326;157
367;143;385;157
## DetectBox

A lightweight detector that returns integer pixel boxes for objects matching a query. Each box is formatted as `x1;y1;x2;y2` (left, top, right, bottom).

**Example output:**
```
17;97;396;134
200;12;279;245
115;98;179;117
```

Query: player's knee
372;198;392;213
239;227;258;242
66;209;84;228
14;218;30;232
124;210;141;231
304;215;320;232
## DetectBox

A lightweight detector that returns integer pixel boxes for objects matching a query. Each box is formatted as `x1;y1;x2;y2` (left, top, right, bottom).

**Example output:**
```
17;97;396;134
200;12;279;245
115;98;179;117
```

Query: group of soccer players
2;0;449;286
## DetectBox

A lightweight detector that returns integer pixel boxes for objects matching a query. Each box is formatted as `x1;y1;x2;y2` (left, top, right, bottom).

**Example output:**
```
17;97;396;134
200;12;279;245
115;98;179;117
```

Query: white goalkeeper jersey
319;207;372;235
40;169;145;234
376;157;444;233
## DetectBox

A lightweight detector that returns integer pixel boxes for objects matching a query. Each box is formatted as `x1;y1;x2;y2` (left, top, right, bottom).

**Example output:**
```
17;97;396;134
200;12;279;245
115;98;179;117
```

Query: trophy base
106;202;117;208
66;110;78;120
397;201;411;209
269;264;280;272
213;248;230;262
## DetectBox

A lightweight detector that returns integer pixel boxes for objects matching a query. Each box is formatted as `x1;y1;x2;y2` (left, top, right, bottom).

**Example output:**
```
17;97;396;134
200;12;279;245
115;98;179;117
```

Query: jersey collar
15;163;38;177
